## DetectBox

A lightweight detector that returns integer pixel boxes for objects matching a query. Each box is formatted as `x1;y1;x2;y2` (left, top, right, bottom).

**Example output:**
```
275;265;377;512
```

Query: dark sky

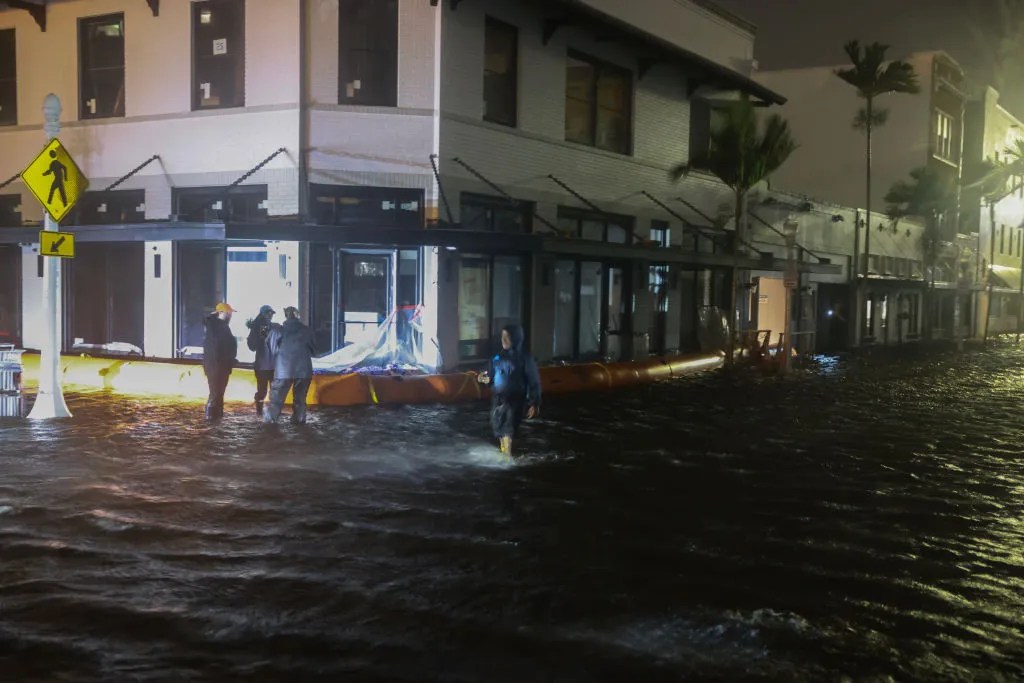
716;0;1017;109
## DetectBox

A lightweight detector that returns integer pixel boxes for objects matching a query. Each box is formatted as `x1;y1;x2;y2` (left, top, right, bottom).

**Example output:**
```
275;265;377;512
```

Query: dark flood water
2;344;1024;682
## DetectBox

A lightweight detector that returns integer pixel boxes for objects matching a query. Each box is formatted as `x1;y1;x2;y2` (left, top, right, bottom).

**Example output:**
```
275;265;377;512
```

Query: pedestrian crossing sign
22;138;89;223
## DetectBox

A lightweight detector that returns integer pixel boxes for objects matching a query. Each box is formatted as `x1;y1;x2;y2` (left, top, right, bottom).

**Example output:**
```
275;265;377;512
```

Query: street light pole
781;218;799;374
27;94;71;420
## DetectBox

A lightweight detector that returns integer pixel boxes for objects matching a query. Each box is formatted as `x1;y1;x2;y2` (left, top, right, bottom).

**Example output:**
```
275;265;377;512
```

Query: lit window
79;14;125;119
934;109;955;161
651;220;670;247
0;30;16;126
192;0;245;110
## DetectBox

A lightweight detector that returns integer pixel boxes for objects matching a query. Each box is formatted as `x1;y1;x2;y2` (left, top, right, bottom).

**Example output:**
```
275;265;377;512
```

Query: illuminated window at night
460;193;531;232
312;184;422;228
0;195;20;227
565;51;632;155
0;30;16;126
339;0;398;107
557;207;633;243
934;109;955;161
71;190;145;225
483;17;518;126
650;220;670;247
79;14;125;119
173;186;267;223
192;0;245;110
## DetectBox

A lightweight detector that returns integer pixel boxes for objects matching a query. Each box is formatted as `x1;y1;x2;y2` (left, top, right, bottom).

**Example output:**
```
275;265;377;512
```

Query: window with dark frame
71;190;145;225
192;0;245;110
0;30;16;126
557;207;634;243
483;17;517;126
650;220;670;247
0;195;21;226
565;51;632;154
458;254;524;361
339;0;398;107
173;185;268;223
460;193;532;233
311;184;423;228
79;14;125;119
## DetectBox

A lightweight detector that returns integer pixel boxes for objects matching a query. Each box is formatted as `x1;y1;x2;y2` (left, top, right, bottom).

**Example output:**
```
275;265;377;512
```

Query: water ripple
1;342;1024;680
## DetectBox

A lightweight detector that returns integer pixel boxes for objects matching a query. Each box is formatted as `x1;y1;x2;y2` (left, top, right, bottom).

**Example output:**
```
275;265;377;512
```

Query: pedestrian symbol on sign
21;138;89;223
43;150;68;207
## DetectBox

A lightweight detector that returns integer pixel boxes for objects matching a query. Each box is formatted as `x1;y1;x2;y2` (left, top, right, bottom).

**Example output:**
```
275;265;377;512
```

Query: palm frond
836;41;919;99
670;98;796;196
852;106;889;131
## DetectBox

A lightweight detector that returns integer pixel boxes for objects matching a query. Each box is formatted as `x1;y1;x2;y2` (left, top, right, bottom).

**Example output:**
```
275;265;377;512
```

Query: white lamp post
781;218;799;374
27;94;72;420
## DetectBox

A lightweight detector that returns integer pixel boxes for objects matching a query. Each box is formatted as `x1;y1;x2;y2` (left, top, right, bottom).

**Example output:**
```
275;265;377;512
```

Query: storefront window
459;257;491;359
0;245;19;345
458;254;525;360
66;243;145;354
176;243;226;357
553;260;576;358
579;261;602;356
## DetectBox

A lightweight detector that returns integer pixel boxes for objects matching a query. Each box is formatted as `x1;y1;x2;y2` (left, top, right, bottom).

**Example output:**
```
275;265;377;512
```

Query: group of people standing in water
201;303;542;455
201;302;316;425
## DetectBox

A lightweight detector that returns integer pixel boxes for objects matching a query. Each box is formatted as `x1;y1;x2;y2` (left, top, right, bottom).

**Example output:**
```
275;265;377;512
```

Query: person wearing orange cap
202;302;238;421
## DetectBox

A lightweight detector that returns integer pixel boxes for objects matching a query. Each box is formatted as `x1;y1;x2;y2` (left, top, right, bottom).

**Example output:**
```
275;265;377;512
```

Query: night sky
716;0;1024;113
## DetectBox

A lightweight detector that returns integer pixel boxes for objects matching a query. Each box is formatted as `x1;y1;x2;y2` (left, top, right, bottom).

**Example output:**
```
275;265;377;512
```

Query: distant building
756;51;971;344
962;86;1024;337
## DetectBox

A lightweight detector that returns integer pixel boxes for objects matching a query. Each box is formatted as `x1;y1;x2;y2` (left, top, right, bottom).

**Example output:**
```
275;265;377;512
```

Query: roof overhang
536;0;785;105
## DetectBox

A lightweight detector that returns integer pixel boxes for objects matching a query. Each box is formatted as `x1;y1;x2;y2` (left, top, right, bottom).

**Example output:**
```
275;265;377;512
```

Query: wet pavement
1;343;1023;681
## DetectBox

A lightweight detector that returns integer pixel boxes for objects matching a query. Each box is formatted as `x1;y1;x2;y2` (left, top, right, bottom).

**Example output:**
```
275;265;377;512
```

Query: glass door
338;252;392;347
175;243;226;357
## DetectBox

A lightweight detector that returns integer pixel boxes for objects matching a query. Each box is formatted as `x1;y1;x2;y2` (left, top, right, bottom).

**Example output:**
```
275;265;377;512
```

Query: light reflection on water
1;343;1024;681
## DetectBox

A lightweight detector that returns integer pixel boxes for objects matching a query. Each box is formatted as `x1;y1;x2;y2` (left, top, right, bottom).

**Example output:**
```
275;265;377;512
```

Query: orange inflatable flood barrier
18;351;724;407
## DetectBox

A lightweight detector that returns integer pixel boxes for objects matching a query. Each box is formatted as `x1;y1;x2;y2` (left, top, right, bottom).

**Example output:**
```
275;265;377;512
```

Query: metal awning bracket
7;1;46;31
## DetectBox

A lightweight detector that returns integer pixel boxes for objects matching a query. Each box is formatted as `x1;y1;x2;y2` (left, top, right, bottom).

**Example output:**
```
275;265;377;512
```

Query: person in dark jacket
203;302;238;421
246;304;280;416
264;306;317;425
477;324;542;455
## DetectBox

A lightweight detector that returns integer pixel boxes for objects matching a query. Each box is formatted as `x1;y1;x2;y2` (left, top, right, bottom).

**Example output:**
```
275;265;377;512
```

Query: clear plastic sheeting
71;342;144;356
312;306;441;375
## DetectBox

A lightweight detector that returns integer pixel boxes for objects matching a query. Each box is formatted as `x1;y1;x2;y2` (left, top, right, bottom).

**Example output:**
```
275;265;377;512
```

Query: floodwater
1;343;1023;682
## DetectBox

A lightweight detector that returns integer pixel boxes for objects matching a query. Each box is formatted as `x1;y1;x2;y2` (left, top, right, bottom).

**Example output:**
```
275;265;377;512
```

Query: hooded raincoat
486;324;542;439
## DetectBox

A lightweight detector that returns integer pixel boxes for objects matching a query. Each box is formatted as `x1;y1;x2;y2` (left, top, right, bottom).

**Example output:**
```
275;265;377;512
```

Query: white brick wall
437;0;735;238
0;0;301;219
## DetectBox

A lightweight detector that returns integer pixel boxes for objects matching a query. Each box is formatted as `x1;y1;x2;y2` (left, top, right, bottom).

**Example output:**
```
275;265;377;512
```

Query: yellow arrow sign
39;230;75;258
22;138;89;223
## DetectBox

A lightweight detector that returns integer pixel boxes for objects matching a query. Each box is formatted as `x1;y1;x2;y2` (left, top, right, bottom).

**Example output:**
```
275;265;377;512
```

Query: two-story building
1;0;834;372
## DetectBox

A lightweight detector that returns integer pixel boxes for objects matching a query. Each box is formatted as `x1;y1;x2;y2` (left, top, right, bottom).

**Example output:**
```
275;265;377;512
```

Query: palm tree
836;41;919;283
885;167;958;341
671;97;797;363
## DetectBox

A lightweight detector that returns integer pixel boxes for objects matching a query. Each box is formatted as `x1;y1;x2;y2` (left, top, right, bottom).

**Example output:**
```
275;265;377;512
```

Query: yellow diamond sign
22;138;89;223
39;230;75;258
